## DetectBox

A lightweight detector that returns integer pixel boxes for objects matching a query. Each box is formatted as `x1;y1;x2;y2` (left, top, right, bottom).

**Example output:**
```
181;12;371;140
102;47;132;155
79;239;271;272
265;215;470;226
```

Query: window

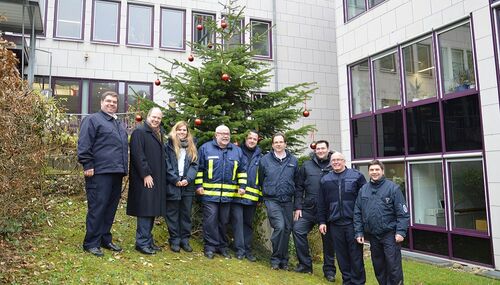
411;162;445;227
375;110;404;157
443;95;482;151
251;20;272;58
54;0;85;39
160;8;185;50
127;4;153;46
413;229;448;256
90;81;118;113
352;116;374;159
53;79;82;113
369;0;385;7
451;234;492;265
39;0;47;35
384;162;406;198
449;160;486;232
124;83;152;112
193;12;215;46
403;38;437;103
351;60;371;115
439;23;476;95
373;52;401;110
92;0;120;43
406;103;442;154
346;0;366;20
223;17;244;50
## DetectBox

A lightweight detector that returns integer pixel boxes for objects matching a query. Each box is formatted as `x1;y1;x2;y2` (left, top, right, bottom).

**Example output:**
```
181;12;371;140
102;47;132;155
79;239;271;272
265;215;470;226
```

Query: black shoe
170;244;180;253
181;243;193;252
84;247;104;257
135;245;155;255
101;242;122;252
280;264;289;271
204;251;215;259
294;264;312;274
151;243;162;252
245;253;257;262
271;264;280;270
220;250;231;259
236;254;245;260
325;275;336;282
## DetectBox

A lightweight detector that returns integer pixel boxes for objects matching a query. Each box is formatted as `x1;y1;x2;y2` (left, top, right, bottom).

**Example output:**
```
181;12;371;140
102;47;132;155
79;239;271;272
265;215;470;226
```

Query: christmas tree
146;1;316;151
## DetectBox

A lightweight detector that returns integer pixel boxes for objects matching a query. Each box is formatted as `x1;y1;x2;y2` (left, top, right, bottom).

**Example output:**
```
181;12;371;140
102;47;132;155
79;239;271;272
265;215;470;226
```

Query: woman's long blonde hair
168;121;198;162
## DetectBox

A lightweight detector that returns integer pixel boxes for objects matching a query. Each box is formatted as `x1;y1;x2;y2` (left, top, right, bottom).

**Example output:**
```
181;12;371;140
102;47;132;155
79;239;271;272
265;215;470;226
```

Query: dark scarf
180;138;189;148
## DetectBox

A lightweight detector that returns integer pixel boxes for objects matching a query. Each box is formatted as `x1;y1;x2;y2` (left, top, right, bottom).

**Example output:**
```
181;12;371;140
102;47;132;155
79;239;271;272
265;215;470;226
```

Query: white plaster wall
334;0;500;269
34;0;339;151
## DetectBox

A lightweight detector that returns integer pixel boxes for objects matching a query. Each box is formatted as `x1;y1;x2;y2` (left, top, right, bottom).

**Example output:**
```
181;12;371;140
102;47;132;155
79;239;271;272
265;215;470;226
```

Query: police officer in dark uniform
354;160;409;285
293;140;337;282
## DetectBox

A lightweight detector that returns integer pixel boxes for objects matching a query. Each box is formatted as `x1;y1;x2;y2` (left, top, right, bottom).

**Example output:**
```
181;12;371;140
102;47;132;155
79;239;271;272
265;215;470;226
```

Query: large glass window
223;18;244;50
449;160;486;232
451;234;492;265
443;95;482;152
351;60;371;115
53;79;81;113
127;4;153;46
376;110;404;157
352;116;374;159
413;229;448;256
160;8;185;50
92;0;120;43
346;0;366;20
384;162;406;198
406;103;442;154
403;38;437;103
373;52;401;110
124;83;152;113
251;20;272;58
90;81;118;113
439;23;476;95
369;0;385;7
54;0;84;39
411;162;445;227
193;13;215;46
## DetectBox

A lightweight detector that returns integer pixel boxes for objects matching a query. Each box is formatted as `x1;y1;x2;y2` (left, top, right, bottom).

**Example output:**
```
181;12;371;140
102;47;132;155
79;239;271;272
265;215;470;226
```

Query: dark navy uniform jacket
259;150;299;203
353;176;410;239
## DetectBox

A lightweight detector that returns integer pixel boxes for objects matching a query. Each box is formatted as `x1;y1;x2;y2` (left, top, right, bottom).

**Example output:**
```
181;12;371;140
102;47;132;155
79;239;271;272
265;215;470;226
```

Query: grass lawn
5;195;499;285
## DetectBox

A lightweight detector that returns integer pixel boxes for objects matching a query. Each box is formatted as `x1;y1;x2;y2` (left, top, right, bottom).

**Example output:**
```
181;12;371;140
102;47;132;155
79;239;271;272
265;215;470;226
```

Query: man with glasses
318;152;367;285
195;125;247;259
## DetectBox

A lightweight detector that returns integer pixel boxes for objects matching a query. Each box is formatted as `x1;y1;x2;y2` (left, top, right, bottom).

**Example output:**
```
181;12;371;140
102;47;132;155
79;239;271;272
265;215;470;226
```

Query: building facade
336;0;500;269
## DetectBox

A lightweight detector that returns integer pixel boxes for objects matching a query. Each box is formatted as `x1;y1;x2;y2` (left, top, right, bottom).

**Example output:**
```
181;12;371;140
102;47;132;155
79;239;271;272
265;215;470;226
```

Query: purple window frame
489;2;500;111
159;7;186;51
53;0;86;40
343;0;387;23
126;3;154;47
124;82;154;112
250;19;273;60
192;12;216;47
51;77;83;114
91;0;121;44
88;80;119;114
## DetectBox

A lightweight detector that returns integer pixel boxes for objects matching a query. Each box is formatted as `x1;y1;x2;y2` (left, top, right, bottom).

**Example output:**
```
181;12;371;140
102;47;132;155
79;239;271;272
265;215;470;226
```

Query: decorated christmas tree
145;1;316;150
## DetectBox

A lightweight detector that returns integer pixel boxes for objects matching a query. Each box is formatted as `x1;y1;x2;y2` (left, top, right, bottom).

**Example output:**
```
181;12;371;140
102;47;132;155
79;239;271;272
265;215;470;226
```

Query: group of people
77;92;410;285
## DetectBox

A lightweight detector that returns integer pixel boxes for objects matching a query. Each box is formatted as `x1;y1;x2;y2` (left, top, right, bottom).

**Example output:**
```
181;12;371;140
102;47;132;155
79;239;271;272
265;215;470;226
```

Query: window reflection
53;79;81;113
403;38;437;103
411;162;445;227
373;52;401;110
161;8;184;49
251;20;271;57
127;4;153;46
352;116;374;159
351;60;371;115
346;0;366;20
376;110;404;156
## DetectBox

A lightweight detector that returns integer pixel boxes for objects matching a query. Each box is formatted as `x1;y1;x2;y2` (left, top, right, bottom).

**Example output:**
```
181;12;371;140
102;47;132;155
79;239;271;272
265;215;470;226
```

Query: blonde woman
165;121;199;252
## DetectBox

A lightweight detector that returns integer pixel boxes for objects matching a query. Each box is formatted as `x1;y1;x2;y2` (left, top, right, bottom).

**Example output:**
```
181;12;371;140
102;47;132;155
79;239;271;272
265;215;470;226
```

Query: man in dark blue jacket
293;140;337;282
259;133;299;270
195;125;247;259
318;152;366;285
354;160;409;285
231;130;262;261
77;91;128;257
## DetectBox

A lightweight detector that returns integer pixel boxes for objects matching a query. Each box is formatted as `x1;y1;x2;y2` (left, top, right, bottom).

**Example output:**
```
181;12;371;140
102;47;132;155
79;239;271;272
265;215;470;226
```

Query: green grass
9;196;499;284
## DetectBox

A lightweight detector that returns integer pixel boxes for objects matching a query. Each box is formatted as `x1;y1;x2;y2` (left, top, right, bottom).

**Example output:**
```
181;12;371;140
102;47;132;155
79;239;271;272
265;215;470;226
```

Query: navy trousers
165;196;194;246
83;173;122;249
231;203;257;256
265;200;293;267
293;208;337;276
136;216;155;248
329;223;366;285
202;201;231;253
368;232;404;285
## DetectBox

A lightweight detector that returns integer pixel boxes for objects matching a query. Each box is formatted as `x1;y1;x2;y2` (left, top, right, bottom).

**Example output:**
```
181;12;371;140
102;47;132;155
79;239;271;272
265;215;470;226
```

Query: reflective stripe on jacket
233;145;262;205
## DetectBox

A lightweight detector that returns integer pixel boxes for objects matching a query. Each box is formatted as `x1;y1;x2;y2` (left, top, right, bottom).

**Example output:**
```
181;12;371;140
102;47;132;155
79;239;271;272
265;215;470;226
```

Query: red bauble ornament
221;73;230;81
194;118;202;126
196;24;203;31
188;54;194;62
310;142;317;150
135;114;143;122
221;21;228;29
303;110;310;117
154;79;161;86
